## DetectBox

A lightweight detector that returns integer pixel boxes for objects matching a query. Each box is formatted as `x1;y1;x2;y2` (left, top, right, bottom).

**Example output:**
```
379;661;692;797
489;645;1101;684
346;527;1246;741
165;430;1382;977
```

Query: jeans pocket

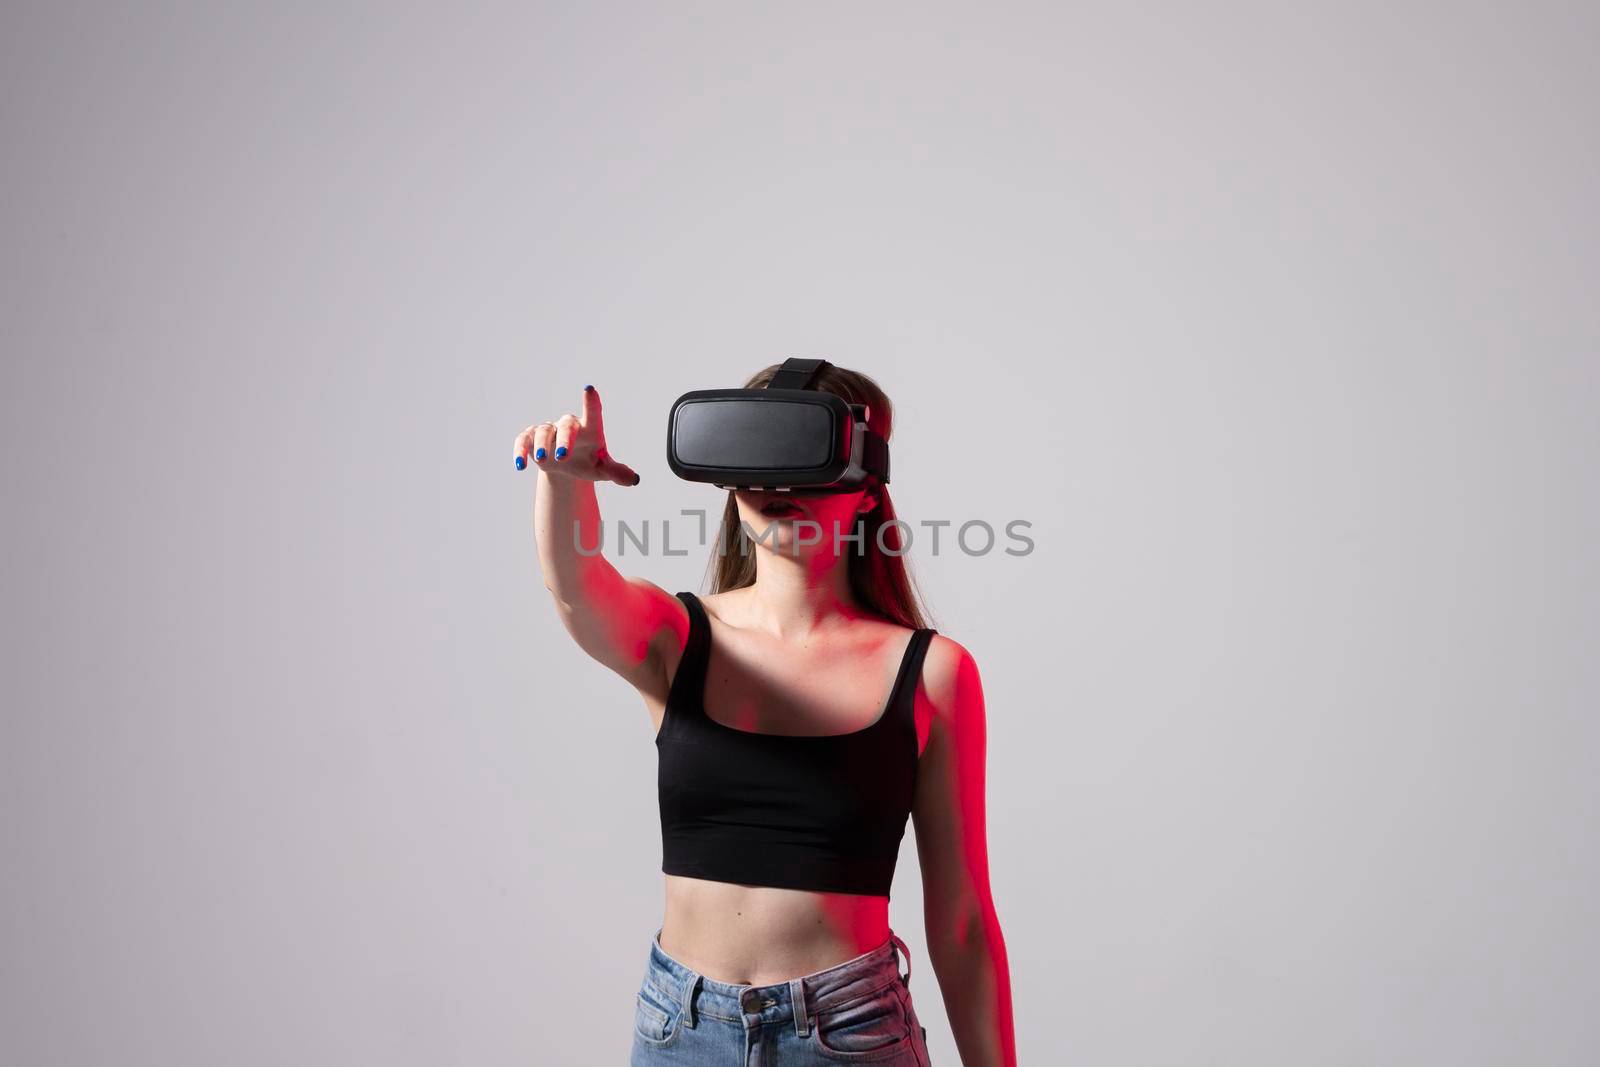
633;980;683;1047
813;984;915;1061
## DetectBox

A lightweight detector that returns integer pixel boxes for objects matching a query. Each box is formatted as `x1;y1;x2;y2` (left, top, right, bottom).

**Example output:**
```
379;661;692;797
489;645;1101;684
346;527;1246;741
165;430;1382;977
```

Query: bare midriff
660;873;892;986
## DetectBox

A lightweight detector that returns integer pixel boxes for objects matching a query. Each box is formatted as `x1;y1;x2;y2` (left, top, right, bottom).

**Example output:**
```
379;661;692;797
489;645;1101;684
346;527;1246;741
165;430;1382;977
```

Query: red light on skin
909;634;1016;1065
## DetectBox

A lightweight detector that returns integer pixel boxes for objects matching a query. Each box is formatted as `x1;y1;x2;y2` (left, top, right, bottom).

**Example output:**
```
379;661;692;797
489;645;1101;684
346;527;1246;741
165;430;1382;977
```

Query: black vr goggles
666;358;890;494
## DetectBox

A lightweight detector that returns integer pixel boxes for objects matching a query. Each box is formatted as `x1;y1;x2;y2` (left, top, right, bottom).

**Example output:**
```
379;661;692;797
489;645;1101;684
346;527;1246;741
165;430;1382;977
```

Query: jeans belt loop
789;977;810;1036
889;929;912;987
680;971;701;1029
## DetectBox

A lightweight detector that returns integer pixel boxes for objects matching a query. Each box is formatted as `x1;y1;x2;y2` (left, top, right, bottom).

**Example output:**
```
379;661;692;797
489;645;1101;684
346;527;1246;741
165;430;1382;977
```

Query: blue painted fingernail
515;455;526;470
584;383;594;392
535;447;546;460
555;446;568;459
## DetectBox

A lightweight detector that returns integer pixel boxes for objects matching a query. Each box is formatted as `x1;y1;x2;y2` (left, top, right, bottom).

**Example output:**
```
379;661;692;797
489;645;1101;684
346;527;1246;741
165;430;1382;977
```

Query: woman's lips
759;498;806;519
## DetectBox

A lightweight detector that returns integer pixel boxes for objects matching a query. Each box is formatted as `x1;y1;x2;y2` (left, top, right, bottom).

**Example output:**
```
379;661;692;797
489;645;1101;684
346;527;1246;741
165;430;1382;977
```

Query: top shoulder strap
669;591;711;707
887;627;938;720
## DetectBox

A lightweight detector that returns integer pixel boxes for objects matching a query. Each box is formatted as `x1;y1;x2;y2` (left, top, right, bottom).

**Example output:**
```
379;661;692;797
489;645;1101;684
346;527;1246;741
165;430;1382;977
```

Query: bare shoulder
640;575;690;641
619;573;688;633
920;633;985;722
620;575;691;702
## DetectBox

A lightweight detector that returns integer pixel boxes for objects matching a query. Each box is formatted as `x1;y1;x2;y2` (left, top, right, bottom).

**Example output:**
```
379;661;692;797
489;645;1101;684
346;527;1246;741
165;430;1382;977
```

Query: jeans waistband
643;926;913;1037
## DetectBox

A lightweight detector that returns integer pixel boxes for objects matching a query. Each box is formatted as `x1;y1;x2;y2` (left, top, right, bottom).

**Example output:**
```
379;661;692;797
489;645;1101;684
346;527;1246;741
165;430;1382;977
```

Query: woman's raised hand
513;384;641;486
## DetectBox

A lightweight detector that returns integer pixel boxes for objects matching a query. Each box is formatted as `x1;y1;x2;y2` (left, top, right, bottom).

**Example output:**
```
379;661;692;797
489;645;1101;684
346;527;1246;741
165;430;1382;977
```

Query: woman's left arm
912;636;1016;1066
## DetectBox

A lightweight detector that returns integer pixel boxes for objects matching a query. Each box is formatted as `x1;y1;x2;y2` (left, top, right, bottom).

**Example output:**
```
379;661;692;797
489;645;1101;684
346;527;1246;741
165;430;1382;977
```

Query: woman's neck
742;550;861;640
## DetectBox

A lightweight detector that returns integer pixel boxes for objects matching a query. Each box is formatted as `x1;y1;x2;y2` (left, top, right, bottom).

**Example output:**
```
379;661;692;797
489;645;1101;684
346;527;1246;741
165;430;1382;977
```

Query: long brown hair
704;361;933;630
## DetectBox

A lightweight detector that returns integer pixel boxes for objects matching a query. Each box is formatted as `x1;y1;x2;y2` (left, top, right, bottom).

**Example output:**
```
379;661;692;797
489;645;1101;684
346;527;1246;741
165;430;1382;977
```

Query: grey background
4;3;1597;1065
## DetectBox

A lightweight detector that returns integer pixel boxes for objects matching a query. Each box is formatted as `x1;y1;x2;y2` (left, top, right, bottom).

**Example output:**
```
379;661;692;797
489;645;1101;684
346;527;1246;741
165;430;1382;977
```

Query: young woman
513;362;1015;1065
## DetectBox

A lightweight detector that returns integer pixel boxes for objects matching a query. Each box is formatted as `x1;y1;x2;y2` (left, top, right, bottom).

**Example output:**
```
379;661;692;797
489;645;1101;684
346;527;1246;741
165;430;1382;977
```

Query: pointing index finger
580;383;604;434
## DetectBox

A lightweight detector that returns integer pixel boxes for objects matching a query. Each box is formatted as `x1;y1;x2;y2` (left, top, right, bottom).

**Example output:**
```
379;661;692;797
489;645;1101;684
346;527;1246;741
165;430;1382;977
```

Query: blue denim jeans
631;926;933;1065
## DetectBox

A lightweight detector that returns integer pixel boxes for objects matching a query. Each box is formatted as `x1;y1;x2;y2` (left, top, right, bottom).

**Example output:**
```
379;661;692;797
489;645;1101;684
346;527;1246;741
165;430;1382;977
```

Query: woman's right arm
515;385;688;707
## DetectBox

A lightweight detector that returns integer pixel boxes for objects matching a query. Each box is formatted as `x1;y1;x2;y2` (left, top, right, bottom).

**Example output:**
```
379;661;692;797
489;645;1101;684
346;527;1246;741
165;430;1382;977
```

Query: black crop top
656;591;938;899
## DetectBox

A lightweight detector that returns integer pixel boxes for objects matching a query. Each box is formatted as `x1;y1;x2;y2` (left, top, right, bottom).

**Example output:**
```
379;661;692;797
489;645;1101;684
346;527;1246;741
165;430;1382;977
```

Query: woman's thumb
597;451;641;486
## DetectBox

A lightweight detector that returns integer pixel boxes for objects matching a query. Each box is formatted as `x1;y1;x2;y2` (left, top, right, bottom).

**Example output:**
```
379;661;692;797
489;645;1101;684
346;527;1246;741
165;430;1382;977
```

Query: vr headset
666;358;890;493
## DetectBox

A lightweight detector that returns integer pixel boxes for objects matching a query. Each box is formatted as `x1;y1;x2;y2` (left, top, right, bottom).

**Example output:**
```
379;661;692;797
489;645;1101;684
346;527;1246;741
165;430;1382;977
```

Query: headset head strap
767;357;829;390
